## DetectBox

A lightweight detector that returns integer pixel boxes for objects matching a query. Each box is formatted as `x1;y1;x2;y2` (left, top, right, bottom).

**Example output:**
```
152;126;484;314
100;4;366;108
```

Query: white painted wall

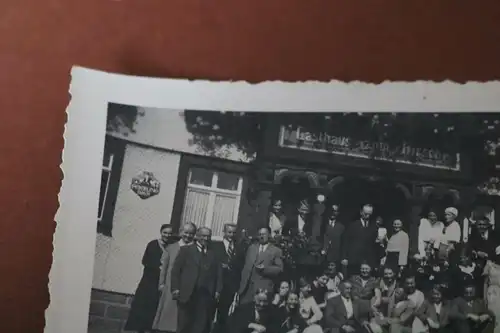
92;144;181;294
109;107;253;163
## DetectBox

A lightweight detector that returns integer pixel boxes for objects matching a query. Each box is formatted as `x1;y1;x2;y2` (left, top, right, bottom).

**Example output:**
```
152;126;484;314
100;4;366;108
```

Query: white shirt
418;219;444;256
361;219;369;228
329;219;336;227
298;215;306;233
341;296;354;319
481;230;490;240
434;303;442;315
223;238;234;253
179;239;189;247
269;213;283;236
440;221;461;245
259;244;269;253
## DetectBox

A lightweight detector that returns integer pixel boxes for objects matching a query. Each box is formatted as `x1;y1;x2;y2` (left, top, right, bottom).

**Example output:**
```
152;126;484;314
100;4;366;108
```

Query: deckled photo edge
46;66;500;333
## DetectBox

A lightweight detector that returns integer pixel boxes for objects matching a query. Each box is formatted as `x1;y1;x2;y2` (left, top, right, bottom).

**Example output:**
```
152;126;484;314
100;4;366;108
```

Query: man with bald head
171;226;223;333
238;227;284;305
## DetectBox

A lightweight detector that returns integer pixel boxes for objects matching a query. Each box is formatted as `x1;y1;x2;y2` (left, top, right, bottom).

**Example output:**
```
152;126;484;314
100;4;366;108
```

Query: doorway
328;177;410;229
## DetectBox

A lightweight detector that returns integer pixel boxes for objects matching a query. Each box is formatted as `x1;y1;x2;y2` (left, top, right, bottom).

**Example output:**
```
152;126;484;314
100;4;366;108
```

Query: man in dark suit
171;227;223;333
341;204;378;277
322;203;345;266
469;215;499;266
451;285;494;333
211;223;242;333
324;281;372;333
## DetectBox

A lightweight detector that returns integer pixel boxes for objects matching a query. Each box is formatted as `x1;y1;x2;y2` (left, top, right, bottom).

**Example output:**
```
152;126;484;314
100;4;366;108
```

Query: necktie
228;241;234;258
259;245;264;253
197;243;206;254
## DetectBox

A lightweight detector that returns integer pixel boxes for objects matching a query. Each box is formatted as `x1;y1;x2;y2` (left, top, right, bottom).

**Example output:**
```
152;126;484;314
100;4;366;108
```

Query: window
98;151;114;222
181;167;243;238
97;136;125;237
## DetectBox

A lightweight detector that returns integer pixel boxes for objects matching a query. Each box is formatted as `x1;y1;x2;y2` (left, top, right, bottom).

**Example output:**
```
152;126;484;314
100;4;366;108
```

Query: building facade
89;109;499;332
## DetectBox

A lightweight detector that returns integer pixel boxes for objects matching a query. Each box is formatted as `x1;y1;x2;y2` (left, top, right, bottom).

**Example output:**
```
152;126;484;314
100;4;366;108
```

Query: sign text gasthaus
278;125;460;171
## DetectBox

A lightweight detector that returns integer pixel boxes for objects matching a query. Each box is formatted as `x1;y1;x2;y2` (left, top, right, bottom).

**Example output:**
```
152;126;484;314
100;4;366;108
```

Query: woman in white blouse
297;278;324;333
416;209;444;260
386;219;409;271
269;199;286;237
437;207;461;260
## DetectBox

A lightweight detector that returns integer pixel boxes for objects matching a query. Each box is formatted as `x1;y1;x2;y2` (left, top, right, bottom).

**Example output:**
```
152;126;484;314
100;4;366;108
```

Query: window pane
182;188;210;228
189;168;214;187
98;171;110;219
210;194;237;237
216;172;240;191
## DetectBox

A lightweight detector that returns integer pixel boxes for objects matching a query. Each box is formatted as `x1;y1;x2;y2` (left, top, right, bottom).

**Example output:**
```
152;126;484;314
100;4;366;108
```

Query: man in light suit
171;227;223;333
238;227;284;305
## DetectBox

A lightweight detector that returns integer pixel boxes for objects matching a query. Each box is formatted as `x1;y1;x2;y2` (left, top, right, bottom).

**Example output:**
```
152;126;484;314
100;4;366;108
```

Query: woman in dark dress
124;224;174;333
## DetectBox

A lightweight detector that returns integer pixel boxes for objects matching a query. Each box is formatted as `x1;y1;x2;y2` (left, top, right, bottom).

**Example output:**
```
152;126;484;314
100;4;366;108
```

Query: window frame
170;154;249;238
97;135;126;237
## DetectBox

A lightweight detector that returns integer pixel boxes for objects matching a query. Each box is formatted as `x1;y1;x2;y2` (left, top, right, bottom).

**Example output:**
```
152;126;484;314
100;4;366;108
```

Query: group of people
123;201;500;333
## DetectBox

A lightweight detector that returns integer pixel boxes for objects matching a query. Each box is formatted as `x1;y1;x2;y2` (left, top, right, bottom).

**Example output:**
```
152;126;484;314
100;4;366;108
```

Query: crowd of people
122;202;500;333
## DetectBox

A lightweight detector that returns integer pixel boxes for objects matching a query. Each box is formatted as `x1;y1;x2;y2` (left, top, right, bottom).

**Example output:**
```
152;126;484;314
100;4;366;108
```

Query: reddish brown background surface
2;0;500;331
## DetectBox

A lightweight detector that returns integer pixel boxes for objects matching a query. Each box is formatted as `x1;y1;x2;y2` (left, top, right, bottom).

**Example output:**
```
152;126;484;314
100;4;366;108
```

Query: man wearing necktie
321;203;345;268
341;204;378;277
171;227;222;333
212;223;242;333
238;227;284;305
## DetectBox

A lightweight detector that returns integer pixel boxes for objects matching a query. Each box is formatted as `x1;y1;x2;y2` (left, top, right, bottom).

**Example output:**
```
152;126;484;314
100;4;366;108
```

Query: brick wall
88;289;133;333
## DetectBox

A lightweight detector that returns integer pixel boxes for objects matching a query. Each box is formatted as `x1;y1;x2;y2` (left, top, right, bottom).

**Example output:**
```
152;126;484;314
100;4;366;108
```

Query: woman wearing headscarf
124;224;174;333
435;207;461;261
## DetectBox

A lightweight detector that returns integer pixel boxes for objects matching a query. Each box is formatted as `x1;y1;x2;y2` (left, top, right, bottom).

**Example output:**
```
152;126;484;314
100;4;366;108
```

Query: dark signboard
131;171;161;199
278;125;460;171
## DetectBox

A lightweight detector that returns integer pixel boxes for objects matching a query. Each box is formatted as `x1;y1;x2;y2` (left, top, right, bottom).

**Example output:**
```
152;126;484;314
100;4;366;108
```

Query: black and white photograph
89;104;500;333
45;68;500;333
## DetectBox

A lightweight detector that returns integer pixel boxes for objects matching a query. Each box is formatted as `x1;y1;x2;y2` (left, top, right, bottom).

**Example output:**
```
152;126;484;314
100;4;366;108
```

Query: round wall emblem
130;171;161;199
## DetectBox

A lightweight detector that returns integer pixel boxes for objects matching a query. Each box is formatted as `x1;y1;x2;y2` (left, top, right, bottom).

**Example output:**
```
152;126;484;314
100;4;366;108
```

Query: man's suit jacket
211;240;243;294
227;302;275;333
170;243;223;304
341;219;378;266
469;229;500;260
324;295;371;332
418;301;453;328
452;297;494;320
238;243;283;295
323;220;345;263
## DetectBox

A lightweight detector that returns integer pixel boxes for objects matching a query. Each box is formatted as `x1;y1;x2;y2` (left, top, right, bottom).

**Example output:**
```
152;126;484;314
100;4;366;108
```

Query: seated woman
372;266;399;317
310;273;329;309
450;246;482;299
386;219;409;274
275;293;310;333
228;289;275;333
324;262;344;300
273;280;292;308
349;262;379;304
297;277;323;333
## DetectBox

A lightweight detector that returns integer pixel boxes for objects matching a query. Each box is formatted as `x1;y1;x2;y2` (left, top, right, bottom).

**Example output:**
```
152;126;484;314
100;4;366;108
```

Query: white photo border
45;66;500;333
